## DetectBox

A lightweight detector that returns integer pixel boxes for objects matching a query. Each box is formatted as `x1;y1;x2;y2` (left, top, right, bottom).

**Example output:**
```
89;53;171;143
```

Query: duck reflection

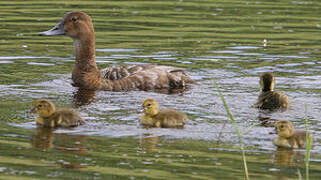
32;127;88;153
272;147;305;166
73;88;96;107
140;133;159;153
257;115;275;127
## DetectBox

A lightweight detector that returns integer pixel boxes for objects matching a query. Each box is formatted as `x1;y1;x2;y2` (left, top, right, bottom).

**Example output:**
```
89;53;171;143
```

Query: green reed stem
305;104;312;180
214;79;249;180
297;169;302;180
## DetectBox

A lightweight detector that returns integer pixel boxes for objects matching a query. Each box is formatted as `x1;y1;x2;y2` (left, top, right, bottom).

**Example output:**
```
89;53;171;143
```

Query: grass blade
305;104;312;180
214;79;249;180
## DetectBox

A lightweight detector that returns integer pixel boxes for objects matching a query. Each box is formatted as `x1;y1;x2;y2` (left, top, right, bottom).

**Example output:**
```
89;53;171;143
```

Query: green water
1;0;321;179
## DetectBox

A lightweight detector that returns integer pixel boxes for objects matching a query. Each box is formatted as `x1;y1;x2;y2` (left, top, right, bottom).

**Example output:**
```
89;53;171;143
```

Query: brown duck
29;99;85;128
253;72;289;111
139;98;188;128
39;12;194;91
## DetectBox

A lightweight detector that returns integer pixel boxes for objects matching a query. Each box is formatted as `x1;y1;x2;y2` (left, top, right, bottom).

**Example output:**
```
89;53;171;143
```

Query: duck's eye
147;103;152;107
38;104;42;108
71;17;78;22
280;125;284;129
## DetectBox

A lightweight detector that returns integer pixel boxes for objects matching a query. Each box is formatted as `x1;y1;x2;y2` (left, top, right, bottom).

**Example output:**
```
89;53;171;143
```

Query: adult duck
253;72;289;111
39;12;194;91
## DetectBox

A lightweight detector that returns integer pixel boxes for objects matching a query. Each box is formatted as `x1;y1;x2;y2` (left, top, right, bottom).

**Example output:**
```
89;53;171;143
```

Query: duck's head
260;72;275;92
142;98;159;116
39;12;94;40
274;120;294;138
29;99;56;118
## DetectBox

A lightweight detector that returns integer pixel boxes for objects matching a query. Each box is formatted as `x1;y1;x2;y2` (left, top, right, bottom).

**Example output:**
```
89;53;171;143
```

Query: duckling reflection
140;133;159;152
139;98;188;128
73;88;96;107
272;147;305;166
271;120;312;149
29;99;85;128
253;72;289;111
32;127;54;150
32;127;88;153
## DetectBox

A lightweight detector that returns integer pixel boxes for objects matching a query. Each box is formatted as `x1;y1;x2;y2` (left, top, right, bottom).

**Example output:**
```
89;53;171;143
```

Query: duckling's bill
29;107;36;113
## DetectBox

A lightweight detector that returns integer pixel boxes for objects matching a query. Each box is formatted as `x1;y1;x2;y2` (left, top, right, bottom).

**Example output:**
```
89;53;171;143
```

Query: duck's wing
99;65;194;91
100;64;155;80
254;91;289;110
157;109;187;128
55;109;85;127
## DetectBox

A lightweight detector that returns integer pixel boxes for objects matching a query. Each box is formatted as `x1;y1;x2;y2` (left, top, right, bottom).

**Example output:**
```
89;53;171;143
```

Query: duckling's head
39;12;94;40
142;98;159;116
260;72;275;92
31;99;56;118
274;120;294;138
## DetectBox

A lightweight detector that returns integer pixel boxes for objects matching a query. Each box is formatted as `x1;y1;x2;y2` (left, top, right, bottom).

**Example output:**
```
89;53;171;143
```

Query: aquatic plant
305;104;312;180
214;79;249;180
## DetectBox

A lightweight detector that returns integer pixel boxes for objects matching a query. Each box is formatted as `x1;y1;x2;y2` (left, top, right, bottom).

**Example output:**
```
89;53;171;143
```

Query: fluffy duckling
253;72;289;111
30;99;85;128
139;98;188;128
272;120;312;149
39;12;194;91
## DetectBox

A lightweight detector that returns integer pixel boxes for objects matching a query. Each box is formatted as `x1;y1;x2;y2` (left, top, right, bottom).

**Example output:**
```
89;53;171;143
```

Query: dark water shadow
32;127;89;169
72;88;96;108
257;112;280;127
72;85;192;107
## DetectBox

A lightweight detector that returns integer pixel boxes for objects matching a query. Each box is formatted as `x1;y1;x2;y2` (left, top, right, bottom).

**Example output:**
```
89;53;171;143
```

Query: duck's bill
269;128;277;135
39;21;65;36
136;109;144;114
28;107;36;113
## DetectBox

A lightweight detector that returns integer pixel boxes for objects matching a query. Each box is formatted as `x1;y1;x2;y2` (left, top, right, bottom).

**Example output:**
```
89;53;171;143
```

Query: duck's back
290;130;311;148
254;91;289;111
100;64;194;91
52;108;85;127
155;109;188;128
101;64;154;80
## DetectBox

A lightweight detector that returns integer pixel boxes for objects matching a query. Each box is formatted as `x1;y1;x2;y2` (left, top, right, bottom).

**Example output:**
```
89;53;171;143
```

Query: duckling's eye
71;17;78;22
38;104;42;108
147;103;152;107
280;125;284;129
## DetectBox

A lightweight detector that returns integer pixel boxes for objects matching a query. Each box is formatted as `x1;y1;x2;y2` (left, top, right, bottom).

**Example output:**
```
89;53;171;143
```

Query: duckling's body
253;72;289;111
140;98;187;128
31;99;85;128
40;12;194;91
273;120;312;149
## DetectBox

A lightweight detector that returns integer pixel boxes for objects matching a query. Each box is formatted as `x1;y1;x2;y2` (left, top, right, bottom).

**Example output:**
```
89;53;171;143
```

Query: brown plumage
272;120;312;149
253;72;289;111
29;99;85;128
139;98;188;128
39;12;194;91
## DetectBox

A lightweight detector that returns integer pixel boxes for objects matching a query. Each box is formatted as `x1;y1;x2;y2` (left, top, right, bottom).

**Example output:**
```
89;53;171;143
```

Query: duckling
253;72;289;111
29;99;85;128
139;98;188;128
39;12;194;91
272;120;312;149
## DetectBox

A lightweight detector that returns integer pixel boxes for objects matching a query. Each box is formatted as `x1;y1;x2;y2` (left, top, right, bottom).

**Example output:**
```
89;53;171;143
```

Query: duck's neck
72;34;102;89
73;36;98;72
262;87;272;92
